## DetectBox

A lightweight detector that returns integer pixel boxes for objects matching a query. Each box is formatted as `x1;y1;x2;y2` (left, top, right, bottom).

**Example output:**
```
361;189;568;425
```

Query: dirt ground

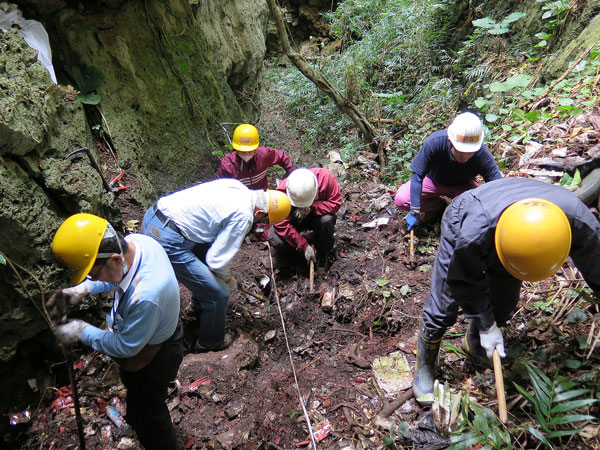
11;75;600;450
17;161;444;449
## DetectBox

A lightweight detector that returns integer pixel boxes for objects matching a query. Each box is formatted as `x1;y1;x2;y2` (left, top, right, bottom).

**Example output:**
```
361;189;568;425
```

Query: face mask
238;152;254;162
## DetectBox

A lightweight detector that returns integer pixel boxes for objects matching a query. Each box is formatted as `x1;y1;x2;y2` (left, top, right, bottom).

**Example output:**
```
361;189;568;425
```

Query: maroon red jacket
273;168;342;251
215;146;296;190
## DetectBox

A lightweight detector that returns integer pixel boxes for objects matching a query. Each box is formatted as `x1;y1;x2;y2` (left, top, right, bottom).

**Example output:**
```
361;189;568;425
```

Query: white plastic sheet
0;3;57;83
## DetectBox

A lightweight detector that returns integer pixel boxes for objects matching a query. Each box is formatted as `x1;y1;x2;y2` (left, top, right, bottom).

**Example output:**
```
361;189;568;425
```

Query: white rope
267;242;318;449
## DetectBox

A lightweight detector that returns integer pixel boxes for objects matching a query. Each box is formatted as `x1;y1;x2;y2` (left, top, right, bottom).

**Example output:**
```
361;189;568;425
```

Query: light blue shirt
80;234;180;359
156;179;255;277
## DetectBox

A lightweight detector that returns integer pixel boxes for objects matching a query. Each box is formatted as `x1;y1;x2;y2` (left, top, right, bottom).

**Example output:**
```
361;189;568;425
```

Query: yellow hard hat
495;198;571;282
267;190;291;225
52;213;108;285
232;124;259;152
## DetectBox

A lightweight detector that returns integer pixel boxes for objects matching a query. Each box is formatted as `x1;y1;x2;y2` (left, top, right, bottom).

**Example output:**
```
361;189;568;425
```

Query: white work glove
304;245;316;264
225;276;238;292
53;319;90;345
46;284;91;324
479;322;505;359
292;207;311;222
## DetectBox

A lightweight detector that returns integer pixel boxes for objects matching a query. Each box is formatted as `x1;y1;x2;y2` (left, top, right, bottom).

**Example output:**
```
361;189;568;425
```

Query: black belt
152;203;182;234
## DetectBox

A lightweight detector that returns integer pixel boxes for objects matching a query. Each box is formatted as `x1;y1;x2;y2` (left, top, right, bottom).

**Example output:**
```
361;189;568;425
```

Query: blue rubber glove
405;211;420;231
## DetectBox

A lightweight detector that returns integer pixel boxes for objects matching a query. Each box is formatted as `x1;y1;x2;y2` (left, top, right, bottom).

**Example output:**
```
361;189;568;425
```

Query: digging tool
239;286;267;302
66;147;114;192
309;259;315;293
493;348;508;423
409;229;415;264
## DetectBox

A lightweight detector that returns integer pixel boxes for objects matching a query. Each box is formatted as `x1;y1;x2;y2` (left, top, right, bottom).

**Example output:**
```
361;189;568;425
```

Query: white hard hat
286;168;318;208
447;112;484;153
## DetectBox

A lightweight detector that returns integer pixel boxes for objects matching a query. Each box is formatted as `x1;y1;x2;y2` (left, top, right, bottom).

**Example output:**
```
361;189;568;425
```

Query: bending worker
216;123;296;190
268;167;341;269
48;214;183;450
142;178;291;352
395;111;502;230
413;177;600;403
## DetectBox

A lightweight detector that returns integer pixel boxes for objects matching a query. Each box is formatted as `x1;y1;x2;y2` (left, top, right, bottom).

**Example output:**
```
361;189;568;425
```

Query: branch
266;0;384;171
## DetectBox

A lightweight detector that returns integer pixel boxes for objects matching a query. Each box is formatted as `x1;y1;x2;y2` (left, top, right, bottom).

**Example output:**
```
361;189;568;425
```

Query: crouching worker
268;167;341;270
413;177;600;405
48;214;183;450
141;179;291;352
395;111;502;231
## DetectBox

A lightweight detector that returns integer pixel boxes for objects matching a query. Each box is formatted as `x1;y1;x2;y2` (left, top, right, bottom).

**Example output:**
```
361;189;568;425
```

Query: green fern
513;362;597;449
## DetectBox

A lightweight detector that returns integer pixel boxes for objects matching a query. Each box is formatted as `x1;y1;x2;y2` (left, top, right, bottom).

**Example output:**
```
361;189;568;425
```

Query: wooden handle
493;349;508;424
409;229;415;261
238;286;267;302
309;259;314;293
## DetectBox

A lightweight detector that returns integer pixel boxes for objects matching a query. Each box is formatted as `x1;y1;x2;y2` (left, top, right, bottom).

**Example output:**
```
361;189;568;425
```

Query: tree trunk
266;0;385;171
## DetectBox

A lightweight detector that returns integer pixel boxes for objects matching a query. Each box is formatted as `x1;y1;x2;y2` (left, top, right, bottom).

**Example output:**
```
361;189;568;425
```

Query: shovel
493;348;508;423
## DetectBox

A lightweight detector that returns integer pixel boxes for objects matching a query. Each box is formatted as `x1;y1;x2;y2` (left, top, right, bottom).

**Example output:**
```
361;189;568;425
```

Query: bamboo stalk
493;349;508;424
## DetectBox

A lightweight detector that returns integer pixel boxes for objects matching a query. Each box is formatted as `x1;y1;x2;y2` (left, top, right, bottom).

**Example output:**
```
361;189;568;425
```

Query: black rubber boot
412;320;442;405
462;320;493;369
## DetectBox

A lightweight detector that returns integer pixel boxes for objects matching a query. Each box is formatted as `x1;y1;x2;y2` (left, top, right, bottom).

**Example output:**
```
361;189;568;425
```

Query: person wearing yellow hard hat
141;179;291;352
268;167;342;271
48;213;183;450
216;123;297;190
412;177;600;405
395;111;502;231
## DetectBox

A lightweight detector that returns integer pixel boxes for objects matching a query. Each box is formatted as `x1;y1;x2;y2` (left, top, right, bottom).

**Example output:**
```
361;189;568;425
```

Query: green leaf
527;425;553;448
179;63;189;74
524;110;543;122
503;11;526;23
564;359;582;369
474;98;488;108
572;168;582;187
489;27;509;35
485;113;499;122
0;254;5;265
76;93;102;105
555;388;591;402
548;414;597;425
547;429;581;439
550;398;598;413
382;291;391;298
375;279;390;286
567;307;587;323
501;124;512;131
472;17;496;29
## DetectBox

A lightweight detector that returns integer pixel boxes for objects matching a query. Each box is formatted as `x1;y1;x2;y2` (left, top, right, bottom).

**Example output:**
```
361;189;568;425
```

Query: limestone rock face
195;0;270;113
0;0;270;365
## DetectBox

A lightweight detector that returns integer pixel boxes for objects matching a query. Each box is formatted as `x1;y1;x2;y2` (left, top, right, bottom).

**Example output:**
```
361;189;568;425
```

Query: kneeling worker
48;214;183;450
142;178;291;352
413;177;600;404
268;167;341;269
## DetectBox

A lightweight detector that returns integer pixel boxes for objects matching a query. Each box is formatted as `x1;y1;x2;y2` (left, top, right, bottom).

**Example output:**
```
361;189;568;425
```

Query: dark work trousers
422;205;523;339
268;213;336;268
120;320;183;450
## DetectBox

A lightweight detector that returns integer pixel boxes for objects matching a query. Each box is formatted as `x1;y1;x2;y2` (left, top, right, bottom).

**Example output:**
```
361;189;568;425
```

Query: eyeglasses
86;260;107;281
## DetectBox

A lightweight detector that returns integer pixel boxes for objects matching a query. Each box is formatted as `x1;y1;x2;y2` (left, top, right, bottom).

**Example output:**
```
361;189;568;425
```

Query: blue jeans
142;207;230;347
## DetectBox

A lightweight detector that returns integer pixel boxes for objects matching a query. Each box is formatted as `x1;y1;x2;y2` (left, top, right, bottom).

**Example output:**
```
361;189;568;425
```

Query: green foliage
535;0;572;50
472;12;527;36
513;362;597;448
449;395;514;449
65;65;105;105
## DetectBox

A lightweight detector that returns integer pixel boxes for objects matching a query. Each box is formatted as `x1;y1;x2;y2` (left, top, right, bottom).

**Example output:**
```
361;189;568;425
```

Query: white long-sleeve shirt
156;179;255;278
